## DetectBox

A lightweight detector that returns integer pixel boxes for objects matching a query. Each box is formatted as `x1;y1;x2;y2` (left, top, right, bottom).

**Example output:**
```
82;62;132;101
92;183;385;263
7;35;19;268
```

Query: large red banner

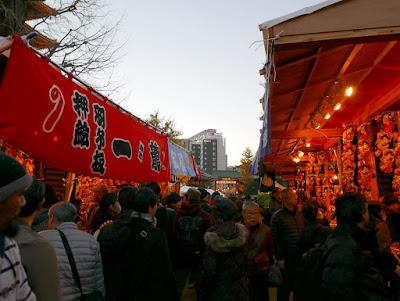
0;35;170;182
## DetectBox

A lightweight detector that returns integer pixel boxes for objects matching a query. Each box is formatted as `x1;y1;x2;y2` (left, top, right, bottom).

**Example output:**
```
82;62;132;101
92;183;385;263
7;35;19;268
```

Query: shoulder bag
58;230;104;301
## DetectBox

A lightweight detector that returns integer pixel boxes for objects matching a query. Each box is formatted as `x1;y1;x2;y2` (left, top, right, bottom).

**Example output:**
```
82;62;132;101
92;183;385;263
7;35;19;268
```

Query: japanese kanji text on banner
0;35;170;182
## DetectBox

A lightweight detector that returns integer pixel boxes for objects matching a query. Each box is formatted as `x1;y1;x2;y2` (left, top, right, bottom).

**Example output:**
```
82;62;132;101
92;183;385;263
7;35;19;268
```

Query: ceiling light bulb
306;143;311;147
326;97;341;111
293;157;300;163
311;121;321;129
298;151;304;157
345;87;353;97
333;175;338;180
318;111;330;120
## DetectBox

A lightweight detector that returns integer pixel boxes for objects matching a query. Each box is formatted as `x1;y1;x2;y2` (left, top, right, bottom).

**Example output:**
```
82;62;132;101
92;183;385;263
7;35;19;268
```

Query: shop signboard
0;36;170;182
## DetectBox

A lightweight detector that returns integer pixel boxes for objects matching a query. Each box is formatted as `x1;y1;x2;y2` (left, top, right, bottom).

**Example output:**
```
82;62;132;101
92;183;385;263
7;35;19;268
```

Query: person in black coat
98;186;137;301
114;188;178;301
200;197;249;301
383;194;400;244
299;203;332;255
270;189;305;301
322;193;393;301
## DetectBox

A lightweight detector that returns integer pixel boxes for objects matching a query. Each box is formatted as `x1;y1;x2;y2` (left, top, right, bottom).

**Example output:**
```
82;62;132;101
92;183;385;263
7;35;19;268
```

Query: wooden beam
264;155;309;162
273;26;400;49
354;78;400;122
337;44;364;78
272;128;342;139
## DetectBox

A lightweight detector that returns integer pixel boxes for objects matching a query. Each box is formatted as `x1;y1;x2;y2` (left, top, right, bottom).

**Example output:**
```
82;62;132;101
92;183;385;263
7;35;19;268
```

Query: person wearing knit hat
0;152;35;300
0;152;33;233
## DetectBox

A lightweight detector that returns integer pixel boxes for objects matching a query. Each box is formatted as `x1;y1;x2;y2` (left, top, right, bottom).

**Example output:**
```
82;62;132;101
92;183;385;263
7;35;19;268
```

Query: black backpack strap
57;230;83;294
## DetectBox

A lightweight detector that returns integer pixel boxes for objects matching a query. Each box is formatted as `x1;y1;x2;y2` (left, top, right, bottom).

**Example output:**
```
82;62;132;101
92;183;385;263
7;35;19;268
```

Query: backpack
297;240;332;300
176;210;204;257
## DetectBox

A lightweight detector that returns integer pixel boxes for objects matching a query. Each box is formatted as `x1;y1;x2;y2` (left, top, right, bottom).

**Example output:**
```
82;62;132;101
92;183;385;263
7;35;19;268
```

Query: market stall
252;0;400;205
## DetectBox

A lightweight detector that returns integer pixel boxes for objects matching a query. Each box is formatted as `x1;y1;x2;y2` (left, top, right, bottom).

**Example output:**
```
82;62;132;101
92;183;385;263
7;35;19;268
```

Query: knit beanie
0;152;33;202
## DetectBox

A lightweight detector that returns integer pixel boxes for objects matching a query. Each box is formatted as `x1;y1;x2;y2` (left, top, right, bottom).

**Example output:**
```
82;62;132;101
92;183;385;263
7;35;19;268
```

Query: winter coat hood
204;222;249;253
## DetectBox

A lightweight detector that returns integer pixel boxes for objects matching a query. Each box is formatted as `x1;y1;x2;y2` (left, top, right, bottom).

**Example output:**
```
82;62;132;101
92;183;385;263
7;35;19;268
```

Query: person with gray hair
242;201;274;301
40;202;105;301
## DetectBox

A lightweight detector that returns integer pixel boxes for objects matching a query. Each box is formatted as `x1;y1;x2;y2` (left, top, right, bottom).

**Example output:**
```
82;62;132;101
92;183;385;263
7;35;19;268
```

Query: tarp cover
0;35;170;182
168;141;196;177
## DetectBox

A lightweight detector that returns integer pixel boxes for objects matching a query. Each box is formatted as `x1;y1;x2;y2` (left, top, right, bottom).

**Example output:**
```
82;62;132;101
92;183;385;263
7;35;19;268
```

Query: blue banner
168;141;196;177
249;41;274;175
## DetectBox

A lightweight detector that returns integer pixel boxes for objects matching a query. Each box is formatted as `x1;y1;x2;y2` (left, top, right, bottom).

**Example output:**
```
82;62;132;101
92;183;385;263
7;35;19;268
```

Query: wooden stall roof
259;0;400;174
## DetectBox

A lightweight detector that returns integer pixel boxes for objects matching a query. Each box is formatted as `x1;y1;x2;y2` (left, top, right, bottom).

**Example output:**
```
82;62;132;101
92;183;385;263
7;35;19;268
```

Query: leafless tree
1;0;127;95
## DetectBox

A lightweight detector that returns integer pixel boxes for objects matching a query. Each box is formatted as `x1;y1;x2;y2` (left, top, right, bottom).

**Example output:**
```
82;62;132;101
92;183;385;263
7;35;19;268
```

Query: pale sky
110;0;325;166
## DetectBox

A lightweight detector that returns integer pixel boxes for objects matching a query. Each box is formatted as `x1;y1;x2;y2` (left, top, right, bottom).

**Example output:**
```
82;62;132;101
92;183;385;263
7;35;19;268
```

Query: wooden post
64;172;75;202
369;130;380;200
337;138;344;193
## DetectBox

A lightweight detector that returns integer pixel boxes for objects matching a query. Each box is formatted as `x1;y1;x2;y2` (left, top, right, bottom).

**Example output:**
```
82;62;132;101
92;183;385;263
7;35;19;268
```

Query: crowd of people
2;151;400;300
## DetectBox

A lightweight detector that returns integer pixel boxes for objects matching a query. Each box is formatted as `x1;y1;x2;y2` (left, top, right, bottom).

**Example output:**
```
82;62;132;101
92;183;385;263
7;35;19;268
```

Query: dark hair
198;188;210;200
244;194;251;201
301;204;318;222
211;192;220;200
133;187;158;213
368;201;384;221
118;186;137;210
99;193;118;215
336;192;367;225
19;177;45;217
383;194;399;206
166;192;181;206
43;184;58;208
146;182;161;196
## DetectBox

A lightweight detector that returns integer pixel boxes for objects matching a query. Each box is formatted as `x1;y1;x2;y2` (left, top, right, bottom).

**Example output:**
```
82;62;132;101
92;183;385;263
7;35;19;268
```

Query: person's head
89;184;109;203
185;188;201;203
43;184;58;208
133;187;158;215
301;204;318;223
244;194;251;201
48;202;78;229
272;187;282;200
242;201;261;227
198;188;210;202
211;191;221;200
118;186;137;210
281;189;298;209
368;201;386;222
211;197;238;224
384;194;400;213
19;177;46;218
146;182;161;198
165;192;182;210
0;152;33;235
99;193;120;217
335;192;368;227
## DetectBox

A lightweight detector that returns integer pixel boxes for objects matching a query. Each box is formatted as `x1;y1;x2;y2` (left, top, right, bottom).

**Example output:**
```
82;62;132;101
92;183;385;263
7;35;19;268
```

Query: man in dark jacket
322;193;392;301
383;194;400;243
270;189;305;301
173;188;211;298
98;185;137;301
299;203;332;255
243;201;274;301
147;181;169;234
198;188;211;213
114;188;178;301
